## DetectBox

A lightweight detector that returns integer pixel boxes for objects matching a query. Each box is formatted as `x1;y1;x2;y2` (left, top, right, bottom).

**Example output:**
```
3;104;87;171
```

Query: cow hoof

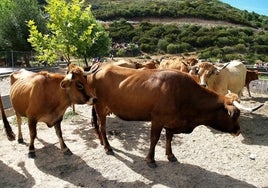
63;149;73;156
168;155;178;162
106;149;114;155
28;152;36;158
147;162;157;168
18;138;24;144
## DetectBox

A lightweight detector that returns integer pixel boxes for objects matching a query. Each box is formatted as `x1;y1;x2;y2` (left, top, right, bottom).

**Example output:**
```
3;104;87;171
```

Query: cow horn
216;62;230;71
84;63;100;75
233;101;264;113
182;61;189;68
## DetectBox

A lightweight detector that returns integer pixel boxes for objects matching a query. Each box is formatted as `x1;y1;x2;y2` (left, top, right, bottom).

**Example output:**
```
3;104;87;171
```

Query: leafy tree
0;0;46;66
28;0;111;66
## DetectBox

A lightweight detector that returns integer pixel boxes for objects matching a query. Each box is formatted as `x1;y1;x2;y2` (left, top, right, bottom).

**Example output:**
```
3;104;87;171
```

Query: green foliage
90;0;268;30
28;0;111;65
157;39;169;52
0;0;46;51
107;19;268;63
167;43;178;54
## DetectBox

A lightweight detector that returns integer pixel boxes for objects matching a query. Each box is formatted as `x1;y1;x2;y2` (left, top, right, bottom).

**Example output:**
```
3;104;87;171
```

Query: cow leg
28;118;37;158
99;119;113;154
99;119;114;155
95;106;114;155
91;107;102;144
16;114;24;143
246;85;251;97
165;129;177;162
146;124;162;168
54;122;72;156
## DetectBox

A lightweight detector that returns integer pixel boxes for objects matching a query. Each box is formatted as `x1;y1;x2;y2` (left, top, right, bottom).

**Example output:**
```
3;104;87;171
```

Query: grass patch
63;110;79;120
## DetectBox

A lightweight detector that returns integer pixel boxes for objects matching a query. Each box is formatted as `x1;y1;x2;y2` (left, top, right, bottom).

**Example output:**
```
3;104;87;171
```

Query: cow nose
200;84;207;87
92;97;97;103
87;97;97;105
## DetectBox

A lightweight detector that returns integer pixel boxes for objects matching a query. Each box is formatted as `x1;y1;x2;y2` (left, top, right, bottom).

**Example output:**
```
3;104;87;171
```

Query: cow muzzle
200;84;207;87
87;97;97;105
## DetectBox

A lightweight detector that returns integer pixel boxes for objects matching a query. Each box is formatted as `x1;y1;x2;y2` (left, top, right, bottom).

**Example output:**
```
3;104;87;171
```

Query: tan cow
159;56;198;72
189;60;247;97
86;63;262;168
1;64;96;158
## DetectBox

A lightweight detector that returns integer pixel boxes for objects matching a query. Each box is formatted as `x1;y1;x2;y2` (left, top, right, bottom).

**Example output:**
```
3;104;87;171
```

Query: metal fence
0;50;36;67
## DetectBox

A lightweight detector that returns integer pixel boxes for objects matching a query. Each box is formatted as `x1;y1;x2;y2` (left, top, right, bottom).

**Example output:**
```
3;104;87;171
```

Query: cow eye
76;82;84;90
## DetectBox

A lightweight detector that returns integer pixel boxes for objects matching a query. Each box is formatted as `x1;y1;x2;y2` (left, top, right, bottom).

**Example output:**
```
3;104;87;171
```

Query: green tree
0;0;46;66
28;0;111;66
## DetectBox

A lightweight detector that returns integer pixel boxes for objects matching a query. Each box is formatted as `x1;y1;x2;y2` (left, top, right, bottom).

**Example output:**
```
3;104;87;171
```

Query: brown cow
1;64;96;158
245;70;259;97
87;64;263;168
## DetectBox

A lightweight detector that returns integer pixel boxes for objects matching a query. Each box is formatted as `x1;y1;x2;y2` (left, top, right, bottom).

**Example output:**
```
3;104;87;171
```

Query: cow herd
0;56;264;168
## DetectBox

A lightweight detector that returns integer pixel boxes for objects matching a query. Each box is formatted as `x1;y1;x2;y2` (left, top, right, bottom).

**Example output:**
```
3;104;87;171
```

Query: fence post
11;50;14;69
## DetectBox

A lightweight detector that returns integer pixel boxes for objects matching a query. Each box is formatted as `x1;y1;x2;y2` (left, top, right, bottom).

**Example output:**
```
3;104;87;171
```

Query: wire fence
0;50;36;68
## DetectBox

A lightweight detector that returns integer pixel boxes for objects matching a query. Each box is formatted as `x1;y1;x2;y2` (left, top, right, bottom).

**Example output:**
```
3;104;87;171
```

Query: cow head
189;62;229;87
214;91;263;136
61;64;97;105
209;92;241;136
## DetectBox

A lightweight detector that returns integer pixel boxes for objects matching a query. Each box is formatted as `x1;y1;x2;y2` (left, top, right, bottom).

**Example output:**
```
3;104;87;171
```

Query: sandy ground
0;75;268;188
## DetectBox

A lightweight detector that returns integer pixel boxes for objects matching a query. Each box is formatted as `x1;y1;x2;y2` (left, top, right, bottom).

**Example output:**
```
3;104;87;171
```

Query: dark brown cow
1;64;96;158
87;63;262;168
245;70;259;97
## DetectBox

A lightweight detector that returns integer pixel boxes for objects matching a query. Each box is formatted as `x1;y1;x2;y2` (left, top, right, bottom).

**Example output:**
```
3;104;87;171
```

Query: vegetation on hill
87;0;268;63
88;0;268;30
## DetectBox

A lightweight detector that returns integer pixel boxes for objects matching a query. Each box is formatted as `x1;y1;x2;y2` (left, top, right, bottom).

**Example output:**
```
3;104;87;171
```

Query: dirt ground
0;74;268;188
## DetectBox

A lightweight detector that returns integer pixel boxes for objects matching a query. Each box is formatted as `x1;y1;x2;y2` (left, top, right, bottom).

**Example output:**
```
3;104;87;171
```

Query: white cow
189;60;247;97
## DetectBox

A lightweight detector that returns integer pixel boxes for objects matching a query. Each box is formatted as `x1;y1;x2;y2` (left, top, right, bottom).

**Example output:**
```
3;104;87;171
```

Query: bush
116;48;127;57
157;39;169;52
140;43;153;53
167;43;178;54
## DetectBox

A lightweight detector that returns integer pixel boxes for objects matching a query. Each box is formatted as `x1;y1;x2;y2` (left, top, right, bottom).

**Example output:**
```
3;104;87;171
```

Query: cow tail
91;106;98;129
0;95;15;141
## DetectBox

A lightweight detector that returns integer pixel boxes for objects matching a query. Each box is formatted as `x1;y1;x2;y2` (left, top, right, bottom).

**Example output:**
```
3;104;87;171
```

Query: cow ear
224;93;240;119
226;105;240;119
60;73;73;89
60;79;71;89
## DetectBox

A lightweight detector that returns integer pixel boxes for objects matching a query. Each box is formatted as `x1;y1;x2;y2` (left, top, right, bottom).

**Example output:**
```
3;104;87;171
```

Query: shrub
167;43;178;54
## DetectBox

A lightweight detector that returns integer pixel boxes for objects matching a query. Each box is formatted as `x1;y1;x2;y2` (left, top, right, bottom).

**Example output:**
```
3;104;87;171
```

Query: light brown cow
87;63;262;168
159;56;199;82
159;56;198;72
136;59;159;69
1;64;96;158
189;60;247;97
245;70;259;97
